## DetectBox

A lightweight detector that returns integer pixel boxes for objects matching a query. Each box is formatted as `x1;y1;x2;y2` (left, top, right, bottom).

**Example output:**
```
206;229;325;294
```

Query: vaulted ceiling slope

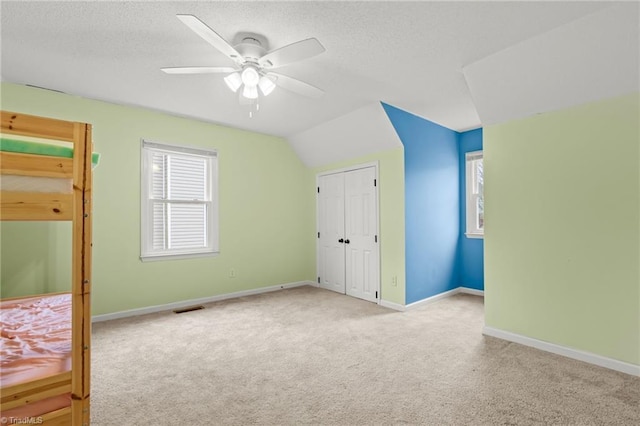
464;3;639;127
1;1;623;140
289;102;402;167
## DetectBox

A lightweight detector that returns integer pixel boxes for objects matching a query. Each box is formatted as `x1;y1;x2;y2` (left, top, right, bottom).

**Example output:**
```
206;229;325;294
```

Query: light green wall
1;83;316;315
484;93;640;365
313;148;406;305
0;222;71;295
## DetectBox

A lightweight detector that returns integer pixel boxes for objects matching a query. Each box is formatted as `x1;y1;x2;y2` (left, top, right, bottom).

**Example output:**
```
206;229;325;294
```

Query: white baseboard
379;299;406;312
483;326;640;377
379;286;484;312
405;288;460;310
459;287;484;296
92;281;315;323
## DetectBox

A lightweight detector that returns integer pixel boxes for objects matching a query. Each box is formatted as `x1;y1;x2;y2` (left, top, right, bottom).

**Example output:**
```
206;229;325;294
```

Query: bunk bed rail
2;111;79;143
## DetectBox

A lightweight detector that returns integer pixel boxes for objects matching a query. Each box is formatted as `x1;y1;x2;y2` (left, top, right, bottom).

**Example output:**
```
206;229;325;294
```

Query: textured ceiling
1;0;625;142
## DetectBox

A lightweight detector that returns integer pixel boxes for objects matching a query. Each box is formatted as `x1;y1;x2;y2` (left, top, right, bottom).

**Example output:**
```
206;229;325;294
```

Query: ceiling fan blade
268;72;324;98
161;67;236;74
176;14;244;64
259;38;325;69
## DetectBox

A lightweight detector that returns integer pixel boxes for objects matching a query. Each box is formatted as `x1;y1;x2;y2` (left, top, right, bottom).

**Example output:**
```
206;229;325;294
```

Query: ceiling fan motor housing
235;36;267;63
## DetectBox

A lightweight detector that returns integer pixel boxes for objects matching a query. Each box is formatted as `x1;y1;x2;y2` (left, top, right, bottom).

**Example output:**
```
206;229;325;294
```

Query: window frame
140;139;219;261
465;150;484;239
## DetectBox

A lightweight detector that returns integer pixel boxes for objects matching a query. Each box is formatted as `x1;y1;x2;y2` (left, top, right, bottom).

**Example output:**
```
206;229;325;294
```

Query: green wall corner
484;93;640;365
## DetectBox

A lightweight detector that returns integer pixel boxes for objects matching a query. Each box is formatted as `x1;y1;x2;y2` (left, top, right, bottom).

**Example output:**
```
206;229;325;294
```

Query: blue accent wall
458;128;484;290
382;103;460;304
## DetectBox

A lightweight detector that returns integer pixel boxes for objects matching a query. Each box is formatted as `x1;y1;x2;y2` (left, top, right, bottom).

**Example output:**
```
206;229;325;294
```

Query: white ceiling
1;1;637;163
289;102;403;167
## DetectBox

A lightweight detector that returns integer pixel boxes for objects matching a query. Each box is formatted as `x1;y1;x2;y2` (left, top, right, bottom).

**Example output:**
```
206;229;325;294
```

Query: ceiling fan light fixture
242;84;258;99
241;66;260;87
224;72;242;92
258;75;276;96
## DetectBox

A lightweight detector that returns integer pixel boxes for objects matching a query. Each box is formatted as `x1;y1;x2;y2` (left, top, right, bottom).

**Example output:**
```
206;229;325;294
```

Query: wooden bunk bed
1;111;93;425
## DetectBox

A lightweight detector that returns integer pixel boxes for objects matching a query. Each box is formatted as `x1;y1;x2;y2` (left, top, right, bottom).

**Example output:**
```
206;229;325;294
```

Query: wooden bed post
71;122;92;426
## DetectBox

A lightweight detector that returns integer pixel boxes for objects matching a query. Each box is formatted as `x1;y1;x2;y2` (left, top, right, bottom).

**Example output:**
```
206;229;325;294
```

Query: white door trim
316;161;381;304
316;161;380;178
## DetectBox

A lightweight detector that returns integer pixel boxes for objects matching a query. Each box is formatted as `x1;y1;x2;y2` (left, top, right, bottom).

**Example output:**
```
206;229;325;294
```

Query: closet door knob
344;239;350;244
338;238;344;243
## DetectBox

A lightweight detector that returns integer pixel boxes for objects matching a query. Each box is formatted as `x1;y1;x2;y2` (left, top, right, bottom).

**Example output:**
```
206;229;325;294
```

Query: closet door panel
318;173;345;294
344;167;379;302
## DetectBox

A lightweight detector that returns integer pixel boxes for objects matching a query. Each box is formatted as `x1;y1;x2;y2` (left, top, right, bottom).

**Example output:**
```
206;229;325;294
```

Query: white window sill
465;233;484;239
140;251;219;262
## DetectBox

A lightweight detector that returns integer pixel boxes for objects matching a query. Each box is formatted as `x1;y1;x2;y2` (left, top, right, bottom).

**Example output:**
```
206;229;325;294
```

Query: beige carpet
91;286;639;425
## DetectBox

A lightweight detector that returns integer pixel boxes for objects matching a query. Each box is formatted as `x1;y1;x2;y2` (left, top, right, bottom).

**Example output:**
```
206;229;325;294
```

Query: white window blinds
465;150;484;237
141;140;218;260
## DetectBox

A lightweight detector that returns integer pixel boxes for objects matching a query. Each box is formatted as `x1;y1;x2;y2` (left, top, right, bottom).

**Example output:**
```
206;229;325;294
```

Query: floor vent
173;305;204;314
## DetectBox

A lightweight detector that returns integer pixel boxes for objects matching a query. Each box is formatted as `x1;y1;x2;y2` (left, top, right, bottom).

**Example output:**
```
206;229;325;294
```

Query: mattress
1;293;72;386
1;293;73;417
0;174;74;193
1;137;100;166
1;137;100;193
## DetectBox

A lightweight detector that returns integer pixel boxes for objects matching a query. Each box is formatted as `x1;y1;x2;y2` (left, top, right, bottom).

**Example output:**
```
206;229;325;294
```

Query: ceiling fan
162;14;326;110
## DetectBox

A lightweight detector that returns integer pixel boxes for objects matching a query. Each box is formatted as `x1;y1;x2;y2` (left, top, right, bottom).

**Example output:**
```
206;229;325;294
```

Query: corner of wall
457;129;485;292
381;105;462;304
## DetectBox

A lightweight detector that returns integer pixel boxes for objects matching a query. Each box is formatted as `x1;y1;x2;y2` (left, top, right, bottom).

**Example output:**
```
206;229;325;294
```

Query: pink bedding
1;293;72;416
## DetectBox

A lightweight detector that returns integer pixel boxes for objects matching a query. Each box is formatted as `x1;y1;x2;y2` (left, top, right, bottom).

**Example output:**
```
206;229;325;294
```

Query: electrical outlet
230;268;236;278
391;276;397;287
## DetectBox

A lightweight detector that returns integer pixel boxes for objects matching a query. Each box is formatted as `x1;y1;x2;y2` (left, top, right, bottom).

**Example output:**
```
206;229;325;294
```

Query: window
141;140;218;260
465;151;484;238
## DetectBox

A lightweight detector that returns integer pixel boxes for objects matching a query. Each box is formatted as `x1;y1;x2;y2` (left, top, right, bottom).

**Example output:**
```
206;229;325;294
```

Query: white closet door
318;173;346;294
344;167;379;302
